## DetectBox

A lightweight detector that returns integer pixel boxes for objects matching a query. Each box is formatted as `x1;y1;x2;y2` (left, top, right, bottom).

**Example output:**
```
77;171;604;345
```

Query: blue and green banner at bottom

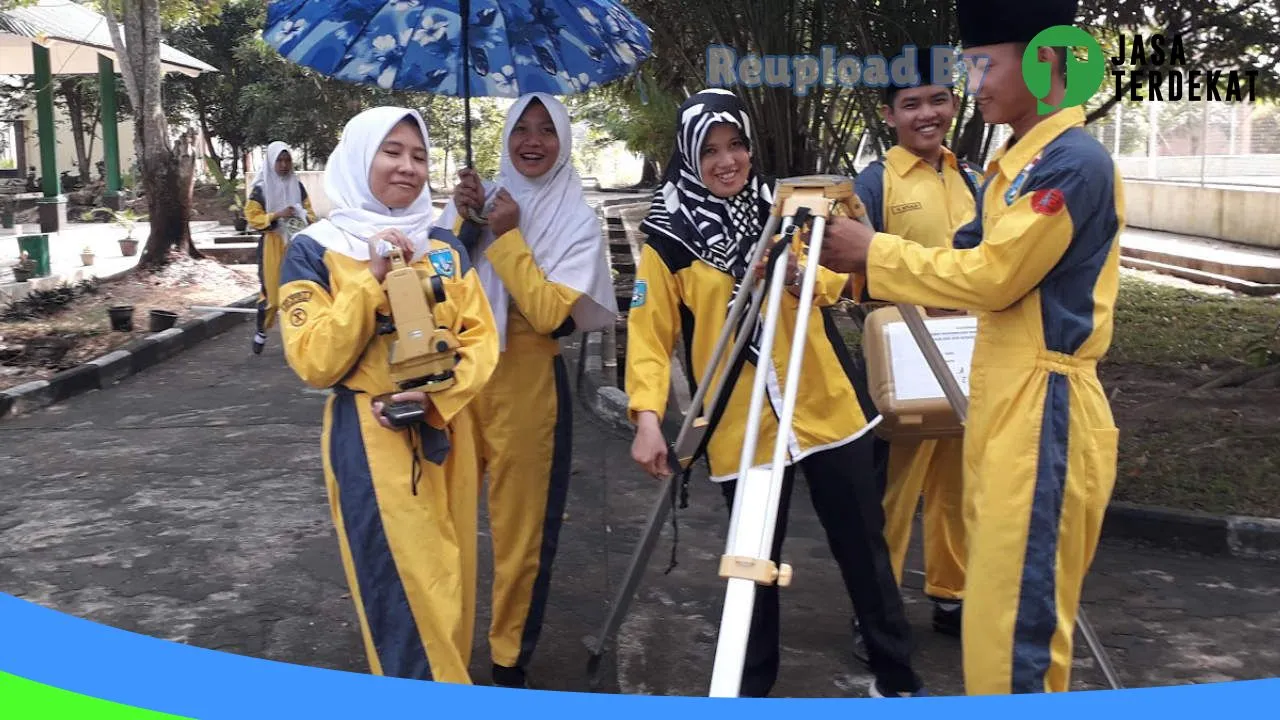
0;591;1277;718
0;672;189;719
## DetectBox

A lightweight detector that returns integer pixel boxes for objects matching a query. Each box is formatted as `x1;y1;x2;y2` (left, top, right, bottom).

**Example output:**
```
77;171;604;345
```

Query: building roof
0;0;217;77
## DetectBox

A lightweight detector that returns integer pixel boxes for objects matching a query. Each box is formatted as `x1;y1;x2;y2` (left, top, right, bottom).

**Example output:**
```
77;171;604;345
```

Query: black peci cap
955;0;1079;48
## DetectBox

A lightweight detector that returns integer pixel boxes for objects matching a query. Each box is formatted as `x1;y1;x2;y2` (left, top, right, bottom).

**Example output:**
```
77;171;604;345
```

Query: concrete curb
1;293;258;421
574;201;1280;563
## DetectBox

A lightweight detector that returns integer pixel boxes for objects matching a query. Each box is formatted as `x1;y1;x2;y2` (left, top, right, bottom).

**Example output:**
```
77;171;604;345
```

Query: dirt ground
0;256;258;392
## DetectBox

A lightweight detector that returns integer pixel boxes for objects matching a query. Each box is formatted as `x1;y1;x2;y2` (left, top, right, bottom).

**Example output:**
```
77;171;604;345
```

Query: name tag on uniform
890;202;923;215
428;248;456;278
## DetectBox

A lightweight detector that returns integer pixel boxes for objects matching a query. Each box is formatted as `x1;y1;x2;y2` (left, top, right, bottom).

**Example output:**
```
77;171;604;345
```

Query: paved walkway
0;323;1276;697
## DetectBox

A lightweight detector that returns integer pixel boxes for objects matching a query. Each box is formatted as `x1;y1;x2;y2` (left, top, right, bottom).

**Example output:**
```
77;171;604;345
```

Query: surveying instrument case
581;175;1123;695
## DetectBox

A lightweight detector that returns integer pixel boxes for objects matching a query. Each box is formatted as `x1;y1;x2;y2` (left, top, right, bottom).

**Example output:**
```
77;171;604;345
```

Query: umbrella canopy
263;0;652;96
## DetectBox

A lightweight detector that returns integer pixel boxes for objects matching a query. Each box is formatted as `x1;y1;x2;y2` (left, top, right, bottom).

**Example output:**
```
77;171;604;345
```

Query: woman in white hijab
276;106;499;686
245;141;317;355
436;92;616;689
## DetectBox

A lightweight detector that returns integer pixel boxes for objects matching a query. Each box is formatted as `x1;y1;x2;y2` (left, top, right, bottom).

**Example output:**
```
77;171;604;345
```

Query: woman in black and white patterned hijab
640;88;775;282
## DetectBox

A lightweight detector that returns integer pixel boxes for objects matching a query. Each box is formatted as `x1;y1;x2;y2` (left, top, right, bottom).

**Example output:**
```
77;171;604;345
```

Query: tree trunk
954;107;989;164
639;154;660;186
104;0;194;270
60;79;91;183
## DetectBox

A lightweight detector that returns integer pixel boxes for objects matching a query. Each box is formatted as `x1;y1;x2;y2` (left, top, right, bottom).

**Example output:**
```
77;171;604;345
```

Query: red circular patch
1031;188;1066;216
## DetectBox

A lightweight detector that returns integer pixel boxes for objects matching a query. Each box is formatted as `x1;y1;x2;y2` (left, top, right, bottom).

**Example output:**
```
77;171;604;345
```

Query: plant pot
119;238;139;257
12;268;33;283
149;309;178;332
1;211;14;229
81;253;95;266
233;216;248;233
108;305;134;331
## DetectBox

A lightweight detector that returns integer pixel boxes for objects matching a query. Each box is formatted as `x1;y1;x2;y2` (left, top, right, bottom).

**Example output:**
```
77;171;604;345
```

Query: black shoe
870;680;930;698
931;599;962;637
491;663;530;689
251;332;267;355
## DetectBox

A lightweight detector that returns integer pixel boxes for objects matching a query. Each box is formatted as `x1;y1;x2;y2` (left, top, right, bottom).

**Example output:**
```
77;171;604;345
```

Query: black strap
661;214;808;575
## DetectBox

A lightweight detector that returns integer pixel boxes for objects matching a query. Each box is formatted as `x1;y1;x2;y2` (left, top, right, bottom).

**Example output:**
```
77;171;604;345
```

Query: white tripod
585;175;1122;696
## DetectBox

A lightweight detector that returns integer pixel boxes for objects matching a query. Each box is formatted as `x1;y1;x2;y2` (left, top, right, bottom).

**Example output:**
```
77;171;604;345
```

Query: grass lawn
835;272;1280;518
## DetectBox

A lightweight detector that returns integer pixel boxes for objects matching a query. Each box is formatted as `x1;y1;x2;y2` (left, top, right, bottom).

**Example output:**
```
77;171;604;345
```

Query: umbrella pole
462;0;473;169
457;0;485;251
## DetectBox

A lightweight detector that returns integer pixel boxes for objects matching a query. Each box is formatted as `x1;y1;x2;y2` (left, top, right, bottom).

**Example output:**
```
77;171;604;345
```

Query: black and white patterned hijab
641;89;774;280
641;89;775;362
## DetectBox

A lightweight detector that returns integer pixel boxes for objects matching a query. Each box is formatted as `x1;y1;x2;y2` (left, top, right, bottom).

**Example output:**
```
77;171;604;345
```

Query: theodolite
375;245;462;428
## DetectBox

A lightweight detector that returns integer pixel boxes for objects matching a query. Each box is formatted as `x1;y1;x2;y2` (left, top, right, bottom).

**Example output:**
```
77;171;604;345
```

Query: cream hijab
436;93;617;350
255;141;306;219
305;107;437;262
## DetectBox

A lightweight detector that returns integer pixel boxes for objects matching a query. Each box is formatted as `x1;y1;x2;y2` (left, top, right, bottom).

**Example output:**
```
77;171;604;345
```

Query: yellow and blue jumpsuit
854;145;982;628
626;226;923;697
854;106;1125;694
277;227;499;684
454;219;581;685
244;182;317;350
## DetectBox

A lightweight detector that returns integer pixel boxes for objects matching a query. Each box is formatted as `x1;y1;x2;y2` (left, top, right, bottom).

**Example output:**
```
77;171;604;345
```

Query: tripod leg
583;214;785;683
709;213;809;697
584;471;677;686
1078;607;1123;690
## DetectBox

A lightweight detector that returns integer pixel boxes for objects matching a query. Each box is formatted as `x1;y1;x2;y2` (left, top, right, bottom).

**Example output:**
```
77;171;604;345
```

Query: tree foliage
591;0;1280;178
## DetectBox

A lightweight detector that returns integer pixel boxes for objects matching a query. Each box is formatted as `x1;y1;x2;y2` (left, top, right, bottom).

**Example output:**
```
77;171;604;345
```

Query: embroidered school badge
1031;189;1066;216
1004;154;1043;206
631;280;647;309
428;248;456;278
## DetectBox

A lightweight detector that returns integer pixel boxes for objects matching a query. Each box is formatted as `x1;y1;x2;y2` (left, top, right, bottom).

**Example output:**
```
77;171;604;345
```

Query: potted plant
231;202;248;233
82;207;147;256
81;244;95;266
1;197;14;229
12;251;35;282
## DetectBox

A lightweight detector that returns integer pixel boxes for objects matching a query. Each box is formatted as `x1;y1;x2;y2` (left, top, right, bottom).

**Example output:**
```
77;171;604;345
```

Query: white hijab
436;93;617;350
255;141;306;219
305;107;437;262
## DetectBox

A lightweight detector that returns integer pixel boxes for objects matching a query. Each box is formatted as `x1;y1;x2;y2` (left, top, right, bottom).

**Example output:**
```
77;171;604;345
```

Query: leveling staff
851;48;984;640
821;0;1125;695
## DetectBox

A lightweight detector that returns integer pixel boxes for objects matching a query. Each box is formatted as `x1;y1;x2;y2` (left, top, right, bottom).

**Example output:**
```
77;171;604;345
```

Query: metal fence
1085;98;1280;189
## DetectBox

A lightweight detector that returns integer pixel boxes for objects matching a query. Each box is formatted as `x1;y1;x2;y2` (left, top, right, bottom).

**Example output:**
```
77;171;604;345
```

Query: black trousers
718;432;921;697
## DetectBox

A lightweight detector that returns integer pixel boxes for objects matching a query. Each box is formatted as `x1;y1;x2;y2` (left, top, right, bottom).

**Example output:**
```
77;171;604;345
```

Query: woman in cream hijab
276;106;498;685
437;92;616;689
244;141;316;354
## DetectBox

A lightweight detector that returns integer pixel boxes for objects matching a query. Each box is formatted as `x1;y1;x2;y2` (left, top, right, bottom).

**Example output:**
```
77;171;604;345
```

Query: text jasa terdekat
1111;33;1259;103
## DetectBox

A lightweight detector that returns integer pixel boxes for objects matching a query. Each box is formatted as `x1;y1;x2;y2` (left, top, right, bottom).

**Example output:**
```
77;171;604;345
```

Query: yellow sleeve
302;197;317;225
424;263;499;428
625;243;682;424
278;244;386;390
484;229;583;335
245;186;273;231
866;173;1083;312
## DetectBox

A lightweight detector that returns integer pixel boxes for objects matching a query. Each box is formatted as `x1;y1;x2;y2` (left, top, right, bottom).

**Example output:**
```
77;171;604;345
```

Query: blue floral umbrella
263;0;652;166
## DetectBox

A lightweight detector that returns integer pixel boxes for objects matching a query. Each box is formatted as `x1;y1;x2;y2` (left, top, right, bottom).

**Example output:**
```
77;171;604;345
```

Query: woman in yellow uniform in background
276;107;498;684
439;93;617;689
626;88;925;699
244;141;317;355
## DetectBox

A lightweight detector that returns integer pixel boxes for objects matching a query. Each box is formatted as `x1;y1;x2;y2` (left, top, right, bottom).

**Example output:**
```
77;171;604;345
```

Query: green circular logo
1022;25;1105;114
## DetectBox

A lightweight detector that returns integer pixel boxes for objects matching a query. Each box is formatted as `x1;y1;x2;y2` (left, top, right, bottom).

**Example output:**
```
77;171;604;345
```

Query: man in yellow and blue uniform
852;50;983;640
820;0;1125;695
